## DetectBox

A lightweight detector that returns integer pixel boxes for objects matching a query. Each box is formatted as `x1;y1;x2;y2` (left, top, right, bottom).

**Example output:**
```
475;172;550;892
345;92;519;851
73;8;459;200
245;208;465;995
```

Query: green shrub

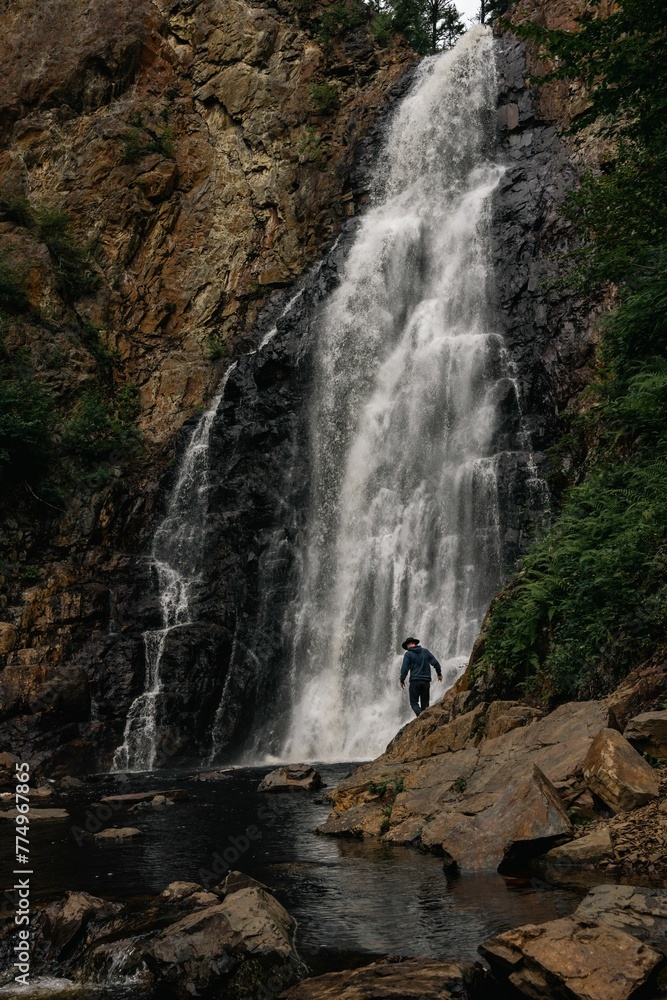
0;251;29;313
0;353;54;482
63;390;140;465
34;206;99;300
370;12;393;46
121;123;176;164
317;2;366;44
298;126;327;166
453;776;467;793
309;81;340;113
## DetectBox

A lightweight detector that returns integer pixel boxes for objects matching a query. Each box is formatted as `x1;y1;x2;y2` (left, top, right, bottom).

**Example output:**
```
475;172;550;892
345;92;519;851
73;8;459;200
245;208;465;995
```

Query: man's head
401;636;420;651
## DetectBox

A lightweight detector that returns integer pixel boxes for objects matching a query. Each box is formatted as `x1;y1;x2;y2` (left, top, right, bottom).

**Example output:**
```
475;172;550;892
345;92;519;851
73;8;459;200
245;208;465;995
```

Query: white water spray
271;28;534;762
112;365;236;771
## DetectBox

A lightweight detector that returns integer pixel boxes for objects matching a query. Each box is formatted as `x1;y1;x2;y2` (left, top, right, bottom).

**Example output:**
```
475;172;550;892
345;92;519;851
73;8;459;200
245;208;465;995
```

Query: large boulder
258;765;323;793
623;710;667;760
143;887;305;997
581;728;660;814
431;765;572;872
280;957;489;999
574;884;667;952
480;916;664;1000
42;891;123;957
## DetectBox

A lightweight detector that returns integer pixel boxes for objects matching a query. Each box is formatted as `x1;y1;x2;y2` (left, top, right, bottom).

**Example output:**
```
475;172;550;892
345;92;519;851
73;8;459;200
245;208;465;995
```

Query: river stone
623;710;667;760
144;887;305;997
574;884;667;952
92;826;144;843
480;916;664;1000
542;826;613;866
42;891;123;955
99;789;188;806
258;765;323;792
215;871;269;897
280;957;488;999
581;728;660;814
0;807;69;820
435;765;572;872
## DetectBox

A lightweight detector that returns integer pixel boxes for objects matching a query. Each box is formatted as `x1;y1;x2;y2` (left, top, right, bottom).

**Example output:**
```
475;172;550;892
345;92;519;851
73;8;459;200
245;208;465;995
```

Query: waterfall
112;365;236;772
262;27;534;763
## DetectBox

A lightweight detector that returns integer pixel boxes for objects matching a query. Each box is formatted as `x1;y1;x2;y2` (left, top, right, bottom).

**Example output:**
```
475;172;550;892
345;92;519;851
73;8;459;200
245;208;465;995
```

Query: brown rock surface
542;826;613;866
581;728;660;814
574;884;667;952
480;915;664;1000
280;957;486;999
320;700;610;868
92;826;144;842
623;710;667;761
258;764;323;793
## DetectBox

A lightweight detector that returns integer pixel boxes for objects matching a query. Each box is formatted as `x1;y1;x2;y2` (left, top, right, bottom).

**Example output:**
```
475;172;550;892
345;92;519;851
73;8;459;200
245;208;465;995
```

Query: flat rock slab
0;807;68;820
582;728;659;814
258;765;323;793
189;769;234;782
92;827;144;843
280;958;485;999
575;884;667;952
480;916;664;1000
99;789;188;806
542;826;613;866
624;710;667;760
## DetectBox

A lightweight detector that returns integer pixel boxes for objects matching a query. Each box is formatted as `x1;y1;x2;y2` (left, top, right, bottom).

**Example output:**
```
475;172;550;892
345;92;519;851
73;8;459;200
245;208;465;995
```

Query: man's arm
400;652;411;686
429;651;443;680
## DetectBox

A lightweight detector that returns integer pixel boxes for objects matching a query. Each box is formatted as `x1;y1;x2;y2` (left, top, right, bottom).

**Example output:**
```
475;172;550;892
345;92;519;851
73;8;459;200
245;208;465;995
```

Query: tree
479;0;511;24
388;0;464;54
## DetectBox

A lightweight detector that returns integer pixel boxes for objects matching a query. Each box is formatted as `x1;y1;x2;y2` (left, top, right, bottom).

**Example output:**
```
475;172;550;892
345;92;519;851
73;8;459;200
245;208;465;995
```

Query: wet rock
542;826;613;866
98;789;188;807
604;653;667;728
190;768;234;782
143;887;305;997
258;765;323;793
280;956;489;999
574;884;667;952
158;881;219;910
42;891;123;956
0;807;68;821
581;728;660;814
481;917;665;1000
215;871;269;897
92;826;144;843
624;710;667;761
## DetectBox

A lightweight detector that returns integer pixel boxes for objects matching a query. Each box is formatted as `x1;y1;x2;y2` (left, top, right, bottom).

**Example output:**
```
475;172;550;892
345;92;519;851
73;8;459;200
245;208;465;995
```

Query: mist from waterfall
259;27;529;763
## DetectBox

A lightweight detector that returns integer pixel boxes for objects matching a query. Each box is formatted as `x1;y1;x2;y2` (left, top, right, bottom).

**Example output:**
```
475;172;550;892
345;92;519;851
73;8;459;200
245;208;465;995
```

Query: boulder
581;728;659;814
623;710;667;760
280;957;488;999
214;871;269;897
258;765;323;793
0;807;68;821
144;887;305;997
92;827;144;843
541;826;613;866
574;884;667;952
42;891;123;955
99;789;188;806
480;916;664;1000
432;765;572;872
483;700;543;740
158;882;219;910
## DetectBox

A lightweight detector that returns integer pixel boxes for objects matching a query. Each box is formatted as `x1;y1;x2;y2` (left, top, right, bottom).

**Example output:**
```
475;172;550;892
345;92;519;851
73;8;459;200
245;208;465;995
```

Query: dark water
0;764;622;996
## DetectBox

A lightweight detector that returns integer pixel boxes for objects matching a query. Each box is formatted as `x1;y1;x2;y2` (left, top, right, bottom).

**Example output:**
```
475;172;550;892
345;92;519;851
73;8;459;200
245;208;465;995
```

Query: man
400;637;443;717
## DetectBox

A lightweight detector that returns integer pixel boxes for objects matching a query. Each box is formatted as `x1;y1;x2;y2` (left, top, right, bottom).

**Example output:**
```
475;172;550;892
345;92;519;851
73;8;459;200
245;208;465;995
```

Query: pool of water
0;764;626;996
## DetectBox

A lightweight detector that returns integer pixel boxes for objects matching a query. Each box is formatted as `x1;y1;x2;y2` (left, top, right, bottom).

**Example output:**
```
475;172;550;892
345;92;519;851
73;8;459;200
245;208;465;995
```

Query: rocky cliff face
0;0;415;770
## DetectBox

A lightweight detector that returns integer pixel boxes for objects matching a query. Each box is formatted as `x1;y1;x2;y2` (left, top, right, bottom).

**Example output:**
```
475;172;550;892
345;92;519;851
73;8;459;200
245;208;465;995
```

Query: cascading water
259;27;542;762
112;367;236;772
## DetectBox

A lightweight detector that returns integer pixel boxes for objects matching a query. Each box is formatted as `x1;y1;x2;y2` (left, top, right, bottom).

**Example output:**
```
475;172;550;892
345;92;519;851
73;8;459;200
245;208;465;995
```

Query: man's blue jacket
400;645;443;684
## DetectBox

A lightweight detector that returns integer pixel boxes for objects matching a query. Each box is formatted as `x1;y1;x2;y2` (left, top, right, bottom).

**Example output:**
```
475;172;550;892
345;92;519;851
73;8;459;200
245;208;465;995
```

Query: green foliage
370;12;394;46
0;251;29;313
121;123;176;164
0;351;54;483
78;323;118;377
317;1;367;44
453;776;467;793
207;333;229;362
309;81;341;113
298;126;328;166
34;206;99;300
477;0;667;702
382;0;464;54
63;390;141;466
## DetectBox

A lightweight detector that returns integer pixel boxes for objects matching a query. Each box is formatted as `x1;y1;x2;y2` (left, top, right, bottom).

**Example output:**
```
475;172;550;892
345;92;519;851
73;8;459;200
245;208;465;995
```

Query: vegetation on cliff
477;0;667;700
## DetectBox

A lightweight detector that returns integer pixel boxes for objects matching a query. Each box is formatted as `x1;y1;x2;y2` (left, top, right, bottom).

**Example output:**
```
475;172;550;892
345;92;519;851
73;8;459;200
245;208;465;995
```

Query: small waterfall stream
113;366;236;771
256;27;541;762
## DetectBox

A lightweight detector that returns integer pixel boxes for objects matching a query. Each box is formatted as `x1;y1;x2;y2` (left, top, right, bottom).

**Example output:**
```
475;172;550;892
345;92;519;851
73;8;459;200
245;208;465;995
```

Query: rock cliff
0;0;415;769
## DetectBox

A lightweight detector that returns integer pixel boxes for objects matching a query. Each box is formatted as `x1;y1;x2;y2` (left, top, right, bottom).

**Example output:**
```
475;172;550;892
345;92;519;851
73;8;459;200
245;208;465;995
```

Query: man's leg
419;681;430;713
408;682;422;716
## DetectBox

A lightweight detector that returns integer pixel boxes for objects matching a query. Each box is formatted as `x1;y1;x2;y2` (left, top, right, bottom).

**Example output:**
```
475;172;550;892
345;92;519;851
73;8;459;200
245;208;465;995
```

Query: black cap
401;637;420;651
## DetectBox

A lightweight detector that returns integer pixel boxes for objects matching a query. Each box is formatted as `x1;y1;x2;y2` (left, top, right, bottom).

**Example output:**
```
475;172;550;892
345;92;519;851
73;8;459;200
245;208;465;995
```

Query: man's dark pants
409;680;430;716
